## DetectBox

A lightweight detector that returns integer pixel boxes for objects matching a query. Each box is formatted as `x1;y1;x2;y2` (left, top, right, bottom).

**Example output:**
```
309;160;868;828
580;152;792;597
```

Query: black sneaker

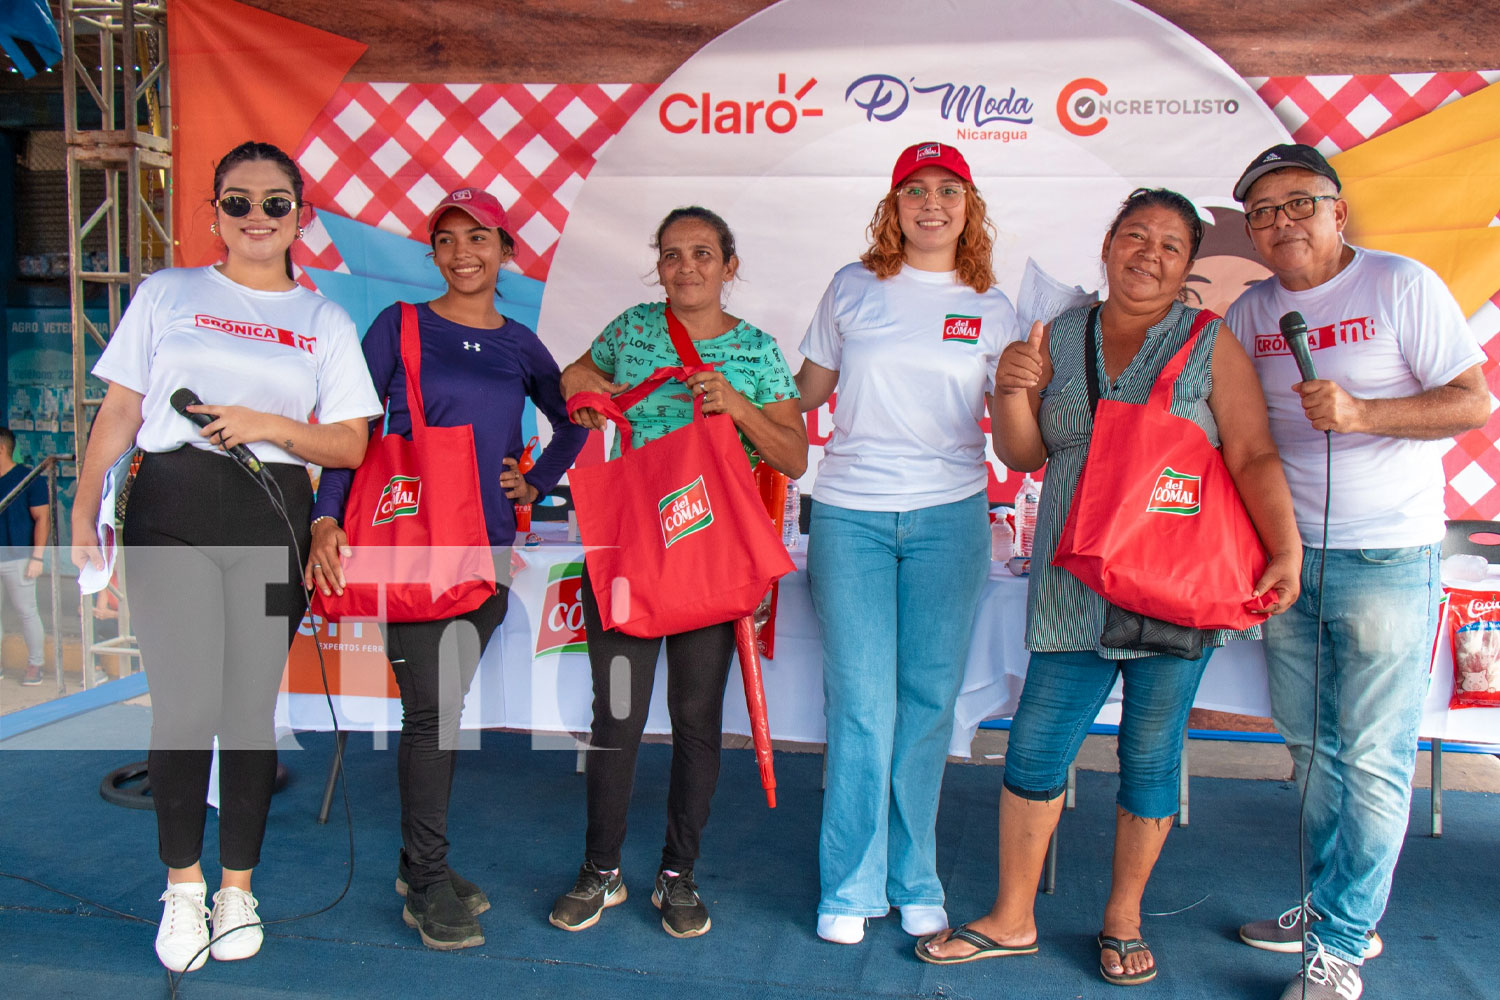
549;861;626;932
395;851;490;916
1240;897;1382;958
1277;938;1363;1000
652;869;710;938
401;879;484;950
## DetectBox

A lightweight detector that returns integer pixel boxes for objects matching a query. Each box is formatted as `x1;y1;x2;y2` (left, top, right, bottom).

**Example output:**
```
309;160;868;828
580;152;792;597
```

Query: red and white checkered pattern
289;73;1500;518
292;83;653;280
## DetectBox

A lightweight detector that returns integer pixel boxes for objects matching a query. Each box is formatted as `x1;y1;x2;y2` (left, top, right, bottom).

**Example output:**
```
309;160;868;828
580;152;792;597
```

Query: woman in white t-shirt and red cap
796;142;1021;945
70;140;382;974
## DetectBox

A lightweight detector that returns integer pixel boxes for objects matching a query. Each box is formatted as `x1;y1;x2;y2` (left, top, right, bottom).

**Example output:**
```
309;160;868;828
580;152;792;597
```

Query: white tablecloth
277;535;1500;752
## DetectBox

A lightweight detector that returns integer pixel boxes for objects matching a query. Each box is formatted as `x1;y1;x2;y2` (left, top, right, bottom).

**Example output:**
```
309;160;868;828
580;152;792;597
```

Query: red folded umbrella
734;615;777;808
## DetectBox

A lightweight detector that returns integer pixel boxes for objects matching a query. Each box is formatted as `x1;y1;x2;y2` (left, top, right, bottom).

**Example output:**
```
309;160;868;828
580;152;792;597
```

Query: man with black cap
1224;143;1489;999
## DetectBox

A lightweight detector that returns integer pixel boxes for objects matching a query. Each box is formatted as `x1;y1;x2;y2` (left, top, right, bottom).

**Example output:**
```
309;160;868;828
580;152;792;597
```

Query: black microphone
170;388;264;474
1279;311;1318;383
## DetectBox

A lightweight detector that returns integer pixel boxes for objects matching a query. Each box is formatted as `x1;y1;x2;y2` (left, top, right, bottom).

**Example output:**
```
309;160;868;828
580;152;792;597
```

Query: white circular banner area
540;0;1290;491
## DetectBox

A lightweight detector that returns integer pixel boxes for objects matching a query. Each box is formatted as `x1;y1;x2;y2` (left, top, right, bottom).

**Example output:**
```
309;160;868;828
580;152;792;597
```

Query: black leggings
381;588;508;892
122;447;311;871
579;562;736;873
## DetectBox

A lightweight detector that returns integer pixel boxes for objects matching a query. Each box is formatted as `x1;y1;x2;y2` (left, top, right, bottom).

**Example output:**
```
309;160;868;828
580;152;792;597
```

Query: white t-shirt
94;266;382;465
799;262;1021;511
1226;246;1484;548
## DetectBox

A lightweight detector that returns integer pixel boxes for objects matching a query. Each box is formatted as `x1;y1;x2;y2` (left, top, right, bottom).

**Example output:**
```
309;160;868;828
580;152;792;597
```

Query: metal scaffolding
61;0;171;685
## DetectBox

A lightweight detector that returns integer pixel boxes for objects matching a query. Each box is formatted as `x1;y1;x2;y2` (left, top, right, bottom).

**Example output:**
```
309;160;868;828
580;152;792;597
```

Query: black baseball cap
1233;143;1342;202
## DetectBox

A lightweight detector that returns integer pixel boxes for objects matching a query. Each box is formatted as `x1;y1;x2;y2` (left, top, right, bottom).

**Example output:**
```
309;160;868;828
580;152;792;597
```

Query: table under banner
275;528;1500;752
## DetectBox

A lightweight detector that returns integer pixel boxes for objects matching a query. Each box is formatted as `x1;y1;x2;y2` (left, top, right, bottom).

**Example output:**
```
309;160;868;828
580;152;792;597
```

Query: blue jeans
1263;544;1441;965
1004;649;1211;818
807;492;989;917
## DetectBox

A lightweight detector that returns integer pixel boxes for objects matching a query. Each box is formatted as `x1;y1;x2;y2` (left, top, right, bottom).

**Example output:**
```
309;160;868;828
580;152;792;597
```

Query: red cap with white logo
889;141;974;190
426;187;512;239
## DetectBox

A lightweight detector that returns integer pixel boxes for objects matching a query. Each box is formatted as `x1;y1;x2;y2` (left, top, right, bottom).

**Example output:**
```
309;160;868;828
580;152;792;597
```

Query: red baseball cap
889;141;973;190
425;187;511;238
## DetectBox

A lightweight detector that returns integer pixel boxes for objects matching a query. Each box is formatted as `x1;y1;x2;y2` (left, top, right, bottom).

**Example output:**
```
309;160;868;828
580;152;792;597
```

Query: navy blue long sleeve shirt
311;301;587;546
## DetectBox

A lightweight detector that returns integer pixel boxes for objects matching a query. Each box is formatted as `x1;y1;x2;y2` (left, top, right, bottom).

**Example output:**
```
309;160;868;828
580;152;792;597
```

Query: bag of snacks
1447;588;1500;708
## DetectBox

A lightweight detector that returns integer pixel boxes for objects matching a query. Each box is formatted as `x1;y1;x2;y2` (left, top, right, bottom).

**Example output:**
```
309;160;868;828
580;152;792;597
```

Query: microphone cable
0;445;357;1000
1297;427;1332;1000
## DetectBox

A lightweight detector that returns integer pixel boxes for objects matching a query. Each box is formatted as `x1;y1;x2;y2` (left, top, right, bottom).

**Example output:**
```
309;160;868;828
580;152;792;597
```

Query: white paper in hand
1017;257;1098;333
77;449;134;596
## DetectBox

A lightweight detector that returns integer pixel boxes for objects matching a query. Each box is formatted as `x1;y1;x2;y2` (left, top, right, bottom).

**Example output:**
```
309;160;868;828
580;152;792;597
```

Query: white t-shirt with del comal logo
799;262;1021;511
94;266;382;466
1226;246;1485;549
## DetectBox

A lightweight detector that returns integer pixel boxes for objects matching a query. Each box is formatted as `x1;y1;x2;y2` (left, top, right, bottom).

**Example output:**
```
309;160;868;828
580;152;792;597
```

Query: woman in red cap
306;186;587;950
796;142;1021;944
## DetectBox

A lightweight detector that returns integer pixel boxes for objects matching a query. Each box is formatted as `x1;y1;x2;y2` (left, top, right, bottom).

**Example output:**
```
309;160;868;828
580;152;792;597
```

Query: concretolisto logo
372;474;421;526
659;73;823;134
1057;77;1240;137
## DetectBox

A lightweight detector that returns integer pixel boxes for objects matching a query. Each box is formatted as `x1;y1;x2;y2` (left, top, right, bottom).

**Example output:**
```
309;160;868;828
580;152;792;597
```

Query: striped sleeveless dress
1024;300;1260;658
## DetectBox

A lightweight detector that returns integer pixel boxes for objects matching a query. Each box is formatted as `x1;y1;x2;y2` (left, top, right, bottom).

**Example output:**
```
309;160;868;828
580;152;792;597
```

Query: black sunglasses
215;195;298;219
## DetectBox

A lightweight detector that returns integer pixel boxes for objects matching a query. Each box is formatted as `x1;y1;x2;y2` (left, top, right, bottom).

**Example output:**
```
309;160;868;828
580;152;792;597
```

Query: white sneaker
210;886;264;961
899;904;948;936
817;913;866;944
1278;936;1364;1000
155;881;210;973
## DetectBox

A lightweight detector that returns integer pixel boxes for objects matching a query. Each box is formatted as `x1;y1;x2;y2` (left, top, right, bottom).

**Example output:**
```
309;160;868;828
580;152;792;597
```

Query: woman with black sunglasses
70;141;382;974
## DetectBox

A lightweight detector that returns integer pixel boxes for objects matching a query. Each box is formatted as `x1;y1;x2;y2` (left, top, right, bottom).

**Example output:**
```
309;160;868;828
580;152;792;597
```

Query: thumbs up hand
994;321;1047;396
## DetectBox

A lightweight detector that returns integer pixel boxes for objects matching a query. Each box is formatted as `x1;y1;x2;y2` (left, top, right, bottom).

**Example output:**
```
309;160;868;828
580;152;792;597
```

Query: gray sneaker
1240;897;1382;959
549;861;626;931
1278;938;1363;1000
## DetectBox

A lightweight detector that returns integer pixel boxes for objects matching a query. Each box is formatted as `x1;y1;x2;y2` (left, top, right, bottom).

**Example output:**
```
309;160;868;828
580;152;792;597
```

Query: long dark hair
211;141;305;281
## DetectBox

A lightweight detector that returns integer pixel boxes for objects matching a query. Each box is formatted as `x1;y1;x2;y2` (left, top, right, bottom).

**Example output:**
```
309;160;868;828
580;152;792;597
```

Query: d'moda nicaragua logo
372;474;422;526
659;476;715;547
1146;468;1200;516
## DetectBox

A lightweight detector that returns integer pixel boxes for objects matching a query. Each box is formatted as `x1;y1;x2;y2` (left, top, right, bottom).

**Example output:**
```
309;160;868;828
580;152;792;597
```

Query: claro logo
659;73;823;134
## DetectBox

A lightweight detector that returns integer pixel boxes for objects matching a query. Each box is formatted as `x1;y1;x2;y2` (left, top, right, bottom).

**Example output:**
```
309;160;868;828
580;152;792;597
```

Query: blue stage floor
0;730;1493;999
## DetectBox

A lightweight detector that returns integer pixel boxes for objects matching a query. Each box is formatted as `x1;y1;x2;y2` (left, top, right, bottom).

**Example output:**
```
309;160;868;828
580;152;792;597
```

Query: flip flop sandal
915;924;1039;965
1097;933;1158;985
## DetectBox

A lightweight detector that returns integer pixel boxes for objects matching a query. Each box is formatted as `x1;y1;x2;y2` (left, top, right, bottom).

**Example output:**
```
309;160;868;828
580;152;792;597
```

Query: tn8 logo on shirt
942;315;981;344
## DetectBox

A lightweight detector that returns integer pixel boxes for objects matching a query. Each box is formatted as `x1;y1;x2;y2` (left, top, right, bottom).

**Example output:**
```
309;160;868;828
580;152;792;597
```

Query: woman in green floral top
548;207;807;940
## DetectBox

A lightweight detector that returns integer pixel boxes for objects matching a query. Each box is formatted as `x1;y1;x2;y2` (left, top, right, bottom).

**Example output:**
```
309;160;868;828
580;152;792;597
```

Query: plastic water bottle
990;506;1015;562
1015;473;1040;558
782;481;801;550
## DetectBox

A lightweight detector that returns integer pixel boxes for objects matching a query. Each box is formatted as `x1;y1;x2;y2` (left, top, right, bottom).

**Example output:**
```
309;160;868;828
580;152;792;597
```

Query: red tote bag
567;315;793;638
317;303;497;623
1053;311;1274;631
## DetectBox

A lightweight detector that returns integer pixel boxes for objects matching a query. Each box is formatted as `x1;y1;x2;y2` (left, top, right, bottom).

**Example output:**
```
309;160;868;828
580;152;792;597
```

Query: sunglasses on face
215;195;298;219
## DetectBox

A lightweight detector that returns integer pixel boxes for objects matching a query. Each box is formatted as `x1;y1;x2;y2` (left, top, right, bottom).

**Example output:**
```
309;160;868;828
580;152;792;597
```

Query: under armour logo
463;342;481;351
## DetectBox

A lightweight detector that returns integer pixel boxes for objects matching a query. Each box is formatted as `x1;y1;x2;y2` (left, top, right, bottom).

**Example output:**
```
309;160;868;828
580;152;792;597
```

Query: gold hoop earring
210;222;218;236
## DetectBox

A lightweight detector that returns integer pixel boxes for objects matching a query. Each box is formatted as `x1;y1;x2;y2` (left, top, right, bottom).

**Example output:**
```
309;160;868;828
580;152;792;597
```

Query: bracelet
310;515;340;531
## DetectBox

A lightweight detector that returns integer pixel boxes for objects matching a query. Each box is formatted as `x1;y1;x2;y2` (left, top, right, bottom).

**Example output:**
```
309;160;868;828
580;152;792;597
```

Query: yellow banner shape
1354;226;1500;317
1342;135;1500;236
1331;83;1500;180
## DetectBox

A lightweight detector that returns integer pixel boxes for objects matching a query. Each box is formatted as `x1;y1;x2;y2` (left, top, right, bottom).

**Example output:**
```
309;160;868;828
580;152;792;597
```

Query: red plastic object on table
514;436;537;533
734;615;778;808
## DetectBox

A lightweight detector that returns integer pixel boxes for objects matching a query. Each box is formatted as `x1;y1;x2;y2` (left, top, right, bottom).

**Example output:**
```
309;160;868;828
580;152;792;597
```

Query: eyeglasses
215;195;298;219
895;183;966;207
1245;195;1336;230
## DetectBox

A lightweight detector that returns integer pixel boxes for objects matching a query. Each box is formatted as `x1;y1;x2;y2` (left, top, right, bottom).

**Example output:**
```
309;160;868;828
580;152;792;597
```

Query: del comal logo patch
942;314;982;343
659;476;714;547
372;475;421;526
1146;468;1200;515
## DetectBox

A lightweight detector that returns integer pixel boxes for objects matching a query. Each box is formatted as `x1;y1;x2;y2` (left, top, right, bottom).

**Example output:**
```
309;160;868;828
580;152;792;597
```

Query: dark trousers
579;563;736;873
122;447;311;870
382;588;508;892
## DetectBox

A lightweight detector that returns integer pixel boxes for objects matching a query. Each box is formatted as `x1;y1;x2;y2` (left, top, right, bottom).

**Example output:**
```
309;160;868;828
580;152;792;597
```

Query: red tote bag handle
397;302;430;437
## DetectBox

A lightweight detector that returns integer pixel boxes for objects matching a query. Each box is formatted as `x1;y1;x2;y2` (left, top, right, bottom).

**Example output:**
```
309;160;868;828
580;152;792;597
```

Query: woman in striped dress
916;188;1301;985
